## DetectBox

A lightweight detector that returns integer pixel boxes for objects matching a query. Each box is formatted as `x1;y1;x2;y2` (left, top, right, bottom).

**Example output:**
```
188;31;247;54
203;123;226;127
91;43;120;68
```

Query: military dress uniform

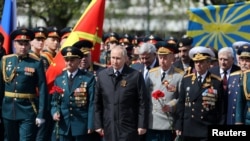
0;28;48;141
175;47;225;141
227;70;242;124
51;47;96;140
235;44;250;125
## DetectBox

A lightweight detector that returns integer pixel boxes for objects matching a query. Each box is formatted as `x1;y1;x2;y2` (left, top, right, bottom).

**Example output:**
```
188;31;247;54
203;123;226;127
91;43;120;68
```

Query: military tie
198;75;202;85
68;73;74;90
161;71;166;82
223;71;228;91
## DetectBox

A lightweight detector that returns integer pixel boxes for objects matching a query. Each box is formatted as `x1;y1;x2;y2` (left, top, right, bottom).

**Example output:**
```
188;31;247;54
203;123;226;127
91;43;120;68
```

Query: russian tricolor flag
0;0;16;54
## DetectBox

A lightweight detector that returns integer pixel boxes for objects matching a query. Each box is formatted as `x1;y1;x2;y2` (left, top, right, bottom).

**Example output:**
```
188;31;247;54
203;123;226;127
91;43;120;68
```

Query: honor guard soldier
172;36;195;76
119;33;133;48
147;41;184;141
235;44;250;125
144;34;163;45
73;40;105;80
0;32;7;60
51;46;96;140
41;26;60;70
60;27;73;46
175;46;225;141
0;28;48;141
30;26;47;58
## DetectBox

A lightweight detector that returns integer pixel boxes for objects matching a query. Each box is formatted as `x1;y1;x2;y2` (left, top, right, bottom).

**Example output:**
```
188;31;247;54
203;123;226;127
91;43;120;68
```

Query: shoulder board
93;61;106;68
184;73;195;78
174;67;184;75
211;74;222;81
2;54;16;59
28;53;40;61
230;70;242;76
149;67;159;72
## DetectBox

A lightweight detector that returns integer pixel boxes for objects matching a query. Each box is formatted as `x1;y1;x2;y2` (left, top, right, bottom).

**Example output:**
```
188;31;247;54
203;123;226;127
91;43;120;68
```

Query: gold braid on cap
2;56;17;83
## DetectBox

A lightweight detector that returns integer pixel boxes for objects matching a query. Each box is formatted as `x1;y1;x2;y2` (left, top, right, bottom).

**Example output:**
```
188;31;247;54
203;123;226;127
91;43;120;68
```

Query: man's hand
36;118;45;127
53;112;60;121
95;128;104;136
176;130;182;136
138;128;147;135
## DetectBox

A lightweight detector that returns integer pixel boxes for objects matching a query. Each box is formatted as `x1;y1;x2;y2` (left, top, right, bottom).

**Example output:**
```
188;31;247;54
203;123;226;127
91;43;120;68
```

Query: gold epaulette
230;70;242;76
93;61;106;68
2;54;16;59
28;53;40;61
174;67;184;75
184;73;195;78
149;67;159;72
211;74;222;81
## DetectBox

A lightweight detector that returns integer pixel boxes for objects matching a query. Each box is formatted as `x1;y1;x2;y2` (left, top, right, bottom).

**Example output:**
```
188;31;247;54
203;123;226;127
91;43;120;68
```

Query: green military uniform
0;28;48;141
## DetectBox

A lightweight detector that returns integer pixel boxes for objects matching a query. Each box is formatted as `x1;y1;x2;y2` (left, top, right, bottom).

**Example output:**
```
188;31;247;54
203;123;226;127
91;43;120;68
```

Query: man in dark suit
172;36;195;76
175;46;225;141
131;42;159;84
0;28;47;141
51;46;96;141
94;45;148;141
209;47;240;124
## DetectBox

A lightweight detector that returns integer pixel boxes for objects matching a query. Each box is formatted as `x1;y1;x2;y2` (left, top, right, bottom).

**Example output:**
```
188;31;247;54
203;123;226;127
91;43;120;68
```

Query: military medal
121;80;127;87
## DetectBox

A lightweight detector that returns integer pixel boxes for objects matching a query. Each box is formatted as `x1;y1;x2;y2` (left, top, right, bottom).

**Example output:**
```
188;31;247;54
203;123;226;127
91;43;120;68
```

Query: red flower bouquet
152;90;165;100
50;85;64;95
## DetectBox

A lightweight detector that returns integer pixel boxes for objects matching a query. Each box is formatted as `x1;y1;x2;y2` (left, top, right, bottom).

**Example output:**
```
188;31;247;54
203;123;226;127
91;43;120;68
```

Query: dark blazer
94;65;148;141
175;72;225;138
209;64;240;77
130;59;159;74
51;69;95;136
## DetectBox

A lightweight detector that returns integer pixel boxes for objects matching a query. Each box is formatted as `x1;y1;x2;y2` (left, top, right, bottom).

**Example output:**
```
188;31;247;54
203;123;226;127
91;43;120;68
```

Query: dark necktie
198;75;202;85
144;66;150;80
161;72;166;81
115;71;120;77
68;73;74;90
223;71;227;91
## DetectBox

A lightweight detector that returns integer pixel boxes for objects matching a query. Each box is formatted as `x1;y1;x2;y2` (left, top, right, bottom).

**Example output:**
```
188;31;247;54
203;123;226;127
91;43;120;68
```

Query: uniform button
70;114;73;116
70;96;72;99
70;108;72;110
234;99;236;101
16;73;19;76
16;82;18;84
14;90;17;92
192;108;194;111
236;92;238;94
233;106;235;109
201;109;204;112
192;102;195;104
201;116;203;119
70;102;72;104
191;115;194;118
17;67;20;69
232;114;235;117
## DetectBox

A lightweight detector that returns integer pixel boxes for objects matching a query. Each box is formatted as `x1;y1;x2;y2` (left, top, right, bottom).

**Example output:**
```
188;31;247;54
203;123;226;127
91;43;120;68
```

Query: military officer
147;41;184;141
73;40;106;80
144;34;163;45
30;26;47;58
119;33;133;48
172;36;195;76
175;46;225;141
235;44;250;125
51;46;96;140
0;28;47;141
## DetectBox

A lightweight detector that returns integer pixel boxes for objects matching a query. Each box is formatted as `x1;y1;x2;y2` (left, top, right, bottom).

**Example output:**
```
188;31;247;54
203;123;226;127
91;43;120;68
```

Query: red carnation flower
152;90;165;100
50;85;64;95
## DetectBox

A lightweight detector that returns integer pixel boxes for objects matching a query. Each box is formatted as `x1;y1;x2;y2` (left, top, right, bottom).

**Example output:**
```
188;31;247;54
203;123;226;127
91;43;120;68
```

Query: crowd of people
0;26;250;141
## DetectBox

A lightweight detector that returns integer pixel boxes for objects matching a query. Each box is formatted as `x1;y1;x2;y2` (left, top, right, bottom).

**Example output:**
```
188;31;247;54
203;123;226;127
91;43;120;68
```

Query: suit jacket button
191;115;194;118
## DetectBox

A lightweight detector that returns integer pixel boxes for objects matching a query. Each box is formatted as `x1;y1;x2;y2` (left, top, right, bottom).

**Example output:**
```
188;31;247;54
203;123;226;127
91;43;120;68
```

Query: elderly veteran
0;28;48;141
175;46;225;141
50;46;96;141
146;41;184;141
235;44;250;125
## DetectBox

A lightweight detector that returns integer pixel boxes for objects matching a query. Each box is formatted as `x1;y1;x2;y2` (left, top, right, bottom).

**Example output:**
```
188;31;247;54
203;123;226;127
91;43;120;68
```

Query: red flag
0;0;17;54
46;0;105;92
